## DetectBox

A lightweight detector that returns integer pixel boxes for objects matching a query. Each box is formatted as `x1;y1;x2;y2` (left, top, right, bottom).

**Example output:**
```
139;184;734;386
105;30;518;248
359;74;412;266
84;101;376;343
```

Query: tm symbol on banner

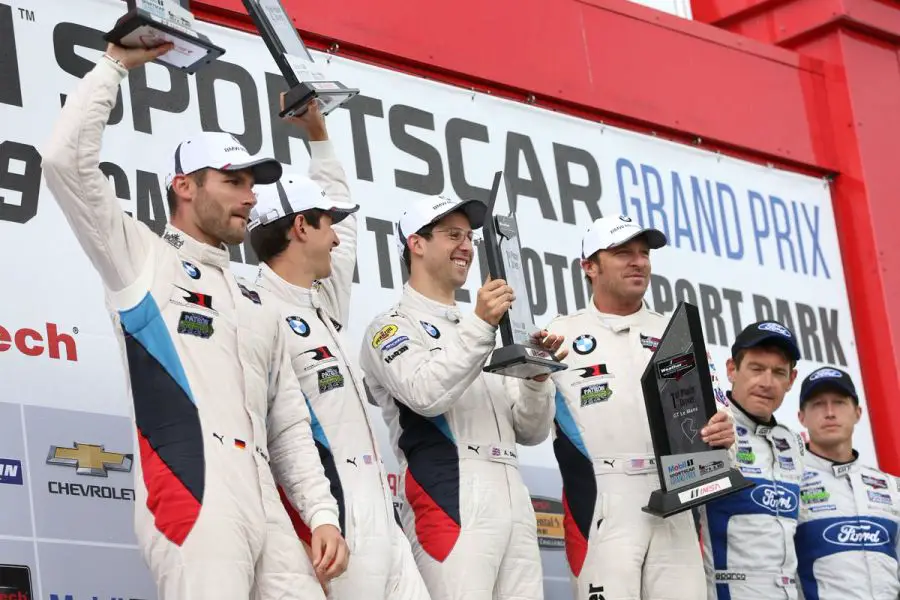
17;6;34;21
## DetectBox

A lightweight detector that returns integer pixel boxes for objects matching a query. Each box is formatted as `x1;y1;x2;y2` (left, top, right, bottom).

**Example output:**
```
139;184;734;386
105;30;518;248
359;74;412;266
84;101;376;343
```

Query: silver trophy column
242;0;359;117
105;0;225;73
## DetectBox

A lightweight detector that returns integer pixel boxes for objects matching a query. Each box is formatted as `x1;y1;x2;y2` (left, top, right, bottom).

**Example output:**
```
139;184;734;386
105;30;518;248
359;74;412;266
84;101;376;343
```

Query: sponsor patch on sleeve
384;345;410;364
372;324;399;348
381;336;410;352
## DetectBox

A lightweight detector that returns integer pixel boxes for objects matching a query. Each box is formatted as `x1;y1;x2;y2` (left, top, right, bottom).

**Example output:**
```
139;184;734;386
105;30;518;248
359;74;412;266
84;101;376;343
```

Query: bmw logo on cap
573;334;596;355
287;316;310;337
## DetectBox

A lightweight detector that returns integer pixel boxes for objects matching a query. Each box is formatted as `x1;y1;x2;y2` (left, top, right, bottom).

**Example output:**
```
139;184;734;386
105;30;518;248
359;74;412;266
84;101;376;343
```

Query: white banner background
0;0;871;597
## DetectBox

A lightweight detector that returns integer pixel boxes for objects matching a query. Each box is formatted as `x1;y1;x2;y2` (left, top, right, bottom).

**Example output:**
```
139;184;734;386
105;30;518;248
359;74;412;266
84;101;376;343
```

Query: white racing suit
698;397;805;599
359;285;554;600
42;58;337;599
795;450;900;600
547;304;731;600
254;142;429;600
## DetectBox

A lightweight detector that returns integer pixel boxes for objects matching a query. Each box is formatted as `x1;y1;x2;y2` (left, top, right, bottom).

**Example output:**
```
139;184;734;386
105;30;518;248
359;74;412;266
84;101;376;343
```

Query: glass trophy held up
641;302;753;518
242;0;359;117
481;171;567;380
104;0;225;73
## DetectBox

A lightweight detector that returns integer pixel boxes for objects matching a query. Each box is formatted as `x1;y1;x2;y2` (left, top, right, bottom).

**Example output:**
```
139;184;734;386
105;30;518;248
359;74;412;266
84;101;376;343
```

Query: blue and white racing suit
699;395;806;599
795;449;900;600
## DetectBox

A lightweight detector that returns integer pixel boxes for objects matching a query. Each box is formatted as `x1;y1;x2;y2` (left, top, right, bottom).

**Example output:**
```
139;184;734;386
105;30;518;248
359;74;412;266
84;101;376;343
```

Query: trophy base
482;344;568;380
280;82;361;118
642;468;754;518
105;10;225;74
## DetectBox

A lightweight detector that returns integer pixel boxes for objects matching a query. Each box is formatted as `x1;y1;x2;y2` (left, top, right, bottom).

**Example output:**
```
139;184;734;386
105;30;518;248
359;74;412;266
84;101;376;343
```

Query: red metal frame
189;0;900;473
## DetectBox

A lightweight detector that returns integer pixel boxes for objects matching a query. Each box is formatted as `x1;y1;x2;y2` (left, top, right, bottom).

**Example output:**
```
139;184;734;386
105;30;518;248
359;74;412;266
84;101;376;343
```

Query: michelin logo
0;458;23;486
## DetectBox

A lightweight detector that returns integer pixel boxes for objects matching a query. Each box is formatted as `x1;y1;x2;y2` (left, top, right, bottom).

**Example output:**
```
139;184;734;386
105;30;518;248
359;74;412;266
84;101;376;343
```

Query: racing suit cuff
466;314;499;339
309;139;337;160
99;54;129;80
522;375;552;391
309;509;341;533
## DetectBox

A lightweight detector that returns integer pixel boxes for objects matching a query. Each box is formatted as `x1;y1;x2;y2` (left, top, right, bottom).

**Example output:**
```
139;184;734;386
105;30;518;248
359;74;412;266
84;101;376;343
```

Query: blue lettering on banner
615;158;831;280
0;458;23;485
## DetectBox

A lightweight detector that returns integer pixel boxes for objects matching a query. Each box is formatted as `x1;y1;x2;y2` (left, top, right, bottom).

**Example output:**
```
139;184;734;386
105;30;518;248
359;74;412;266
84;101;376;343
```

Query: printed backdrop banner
0;0;866;598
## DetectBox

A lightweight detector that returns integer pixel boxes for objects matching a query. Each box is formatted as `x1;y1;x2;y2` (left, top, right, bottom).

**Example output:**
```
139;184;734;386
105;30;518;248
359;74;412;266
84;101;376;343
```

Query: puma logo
603;459;615;468
213;433;224;444
596;519;604;530
468;445;480;454
346;458;357;466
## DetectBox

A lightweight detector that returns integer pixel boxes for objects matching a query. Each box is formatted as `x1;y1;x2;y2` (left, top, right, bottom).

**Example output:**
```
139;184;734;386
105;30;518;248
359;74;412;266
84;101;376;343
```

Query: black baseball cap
799;367;859;406
731;320;801;362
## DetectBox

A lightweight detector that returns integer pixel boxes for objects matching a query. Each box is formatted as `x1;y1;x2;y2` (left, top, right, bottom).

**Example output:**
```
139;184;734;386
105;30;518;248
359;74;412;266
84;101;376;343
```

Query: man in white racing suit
699;321;805;599
246;101;430;600
795;366;900;600
359;194;566;600
41;42;347;599
546;214;736;600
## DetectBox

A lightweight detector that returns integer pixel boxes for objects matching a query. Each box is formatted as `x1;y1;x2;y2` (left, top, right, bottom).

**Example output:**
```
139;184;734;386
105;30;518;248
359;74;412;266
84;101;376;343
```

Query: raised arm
281;97;356;325
41;44;169;299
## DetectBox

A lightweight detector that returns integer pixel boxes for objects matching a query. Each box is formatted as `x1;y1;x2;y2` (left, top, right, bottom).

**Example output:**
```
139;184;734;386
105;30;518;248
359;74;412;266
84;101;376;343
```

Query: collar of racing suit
587;300;648;332
162;224;230;268
805;445;860;477
398;283;463;323
728;392;780;435
256;262;316;308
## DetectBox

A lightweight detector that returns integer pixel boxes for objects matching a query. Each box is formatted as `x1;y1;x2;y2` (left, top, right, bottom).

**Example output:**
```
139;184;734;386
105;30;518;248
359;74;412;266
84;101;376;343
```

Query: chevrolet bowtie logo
46;442;133;477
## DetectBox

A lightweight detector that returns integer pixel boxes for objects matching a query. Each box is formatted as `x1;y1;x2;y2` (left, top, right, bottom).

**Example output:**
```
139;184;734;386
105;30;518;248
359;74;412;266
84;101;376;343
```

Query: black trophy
104;0;225;74
481;171;567;380
242;0;359;117
641;302;752;518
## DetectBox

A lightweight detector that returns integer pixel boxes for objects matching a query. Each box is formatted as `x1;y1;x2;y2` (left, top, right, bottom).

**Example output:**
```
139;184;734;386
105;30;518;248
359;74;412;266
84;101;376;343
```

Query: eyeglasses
433;227;479;244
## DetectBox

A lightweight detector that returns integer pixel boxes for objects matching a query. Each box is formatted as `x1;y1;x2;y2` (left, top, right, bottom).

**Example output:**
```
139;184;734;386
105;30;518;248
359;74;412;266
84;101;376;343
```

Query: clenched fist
474;277;515;326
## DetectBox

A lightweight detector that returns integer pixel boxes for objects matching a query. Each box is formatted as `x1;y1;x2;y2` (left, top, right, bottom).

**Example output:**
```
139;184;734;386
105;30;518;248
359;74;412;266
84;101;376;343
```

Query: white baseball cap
581;214;667;258
165;132;282;189
247;172;359;231
396;194;488;254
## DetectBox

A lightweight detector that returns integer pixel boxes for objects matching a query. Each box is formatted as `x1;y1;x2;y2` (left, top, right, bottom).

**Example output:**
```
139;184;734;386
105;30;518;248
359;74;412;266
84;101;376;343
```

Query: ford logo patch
750;484;798;513
823;520;890;547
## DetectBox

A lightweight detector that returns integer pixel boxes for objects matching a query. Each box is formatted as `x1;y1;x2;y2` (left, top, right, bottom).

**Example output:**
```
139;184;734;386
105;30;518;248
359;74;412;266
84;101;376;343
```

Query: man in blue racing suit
698;321;806;599
795;366;900;600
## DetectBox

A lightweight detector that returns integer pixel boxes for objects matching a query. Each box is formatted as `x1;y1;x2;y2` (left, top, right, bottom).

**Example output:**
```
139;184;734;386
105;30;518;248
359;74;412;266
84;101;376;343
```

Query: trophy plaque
242;0;359;117
104;0;225;74
641;302;752;517
481;171;567;380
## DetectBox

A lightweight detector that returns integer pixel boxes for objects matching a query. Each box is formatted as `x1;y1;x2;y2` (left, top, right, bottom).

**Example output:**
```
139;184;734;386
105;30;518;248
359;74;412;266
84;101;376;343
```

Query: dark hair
402;222;437;274
249;208;326;263
166;169;208;217
733;345;797;371
583;250;599;291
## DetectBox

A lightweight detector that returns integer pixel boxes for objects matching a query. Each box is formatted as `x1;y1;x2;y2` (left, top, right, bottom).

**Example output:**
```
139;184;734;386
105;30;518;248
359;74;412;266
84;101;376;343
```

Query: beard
194;190;247;246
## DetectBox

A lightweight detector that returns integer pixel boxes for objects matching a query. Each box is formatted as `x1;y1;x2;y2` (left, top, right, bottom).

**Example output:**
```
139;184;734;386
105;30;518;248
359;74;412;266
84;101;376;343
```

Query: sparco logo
823;521;890;547
0;323;78;361
715;572;747;581
750;484;798;513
